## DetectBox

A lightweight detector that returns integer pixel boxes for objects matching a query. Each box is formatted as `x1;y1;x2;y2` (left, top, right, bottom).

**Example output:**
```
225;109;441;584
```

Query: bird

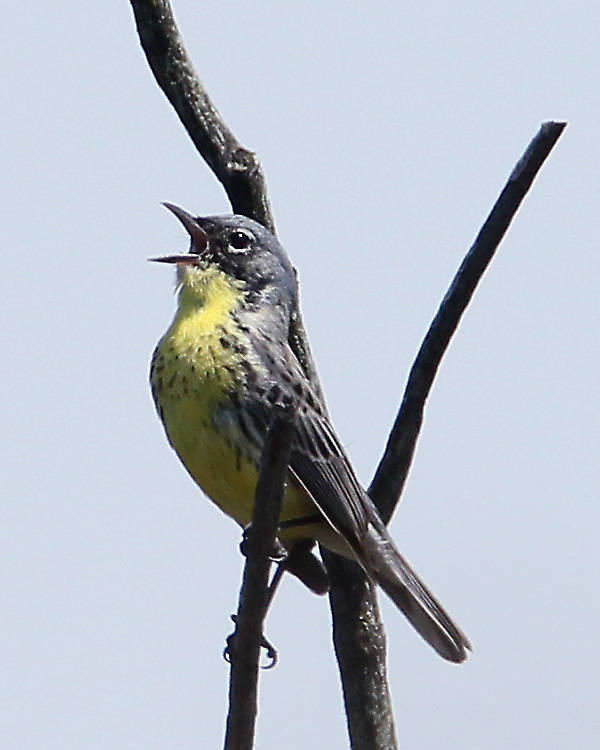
150;203;471;663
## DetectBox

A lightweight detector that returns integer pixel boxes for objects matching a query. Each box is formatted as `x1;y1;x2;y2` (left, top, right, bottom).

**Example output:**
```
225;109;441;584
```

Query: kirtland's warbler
150;203;470;663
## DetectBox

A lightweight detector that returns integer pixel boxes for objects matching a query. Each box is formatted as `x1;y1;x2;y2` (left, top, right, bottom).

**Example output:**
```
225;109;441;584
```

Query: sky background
3;1;599;748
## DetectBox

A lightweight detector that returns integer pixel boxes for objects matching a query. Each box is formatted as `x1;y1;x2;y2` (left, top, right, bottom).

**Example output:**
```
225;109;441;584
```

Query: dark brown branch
369;121;566;522
223;402;297;750
324;550;397;749
324;123;566;750
129;0;275;231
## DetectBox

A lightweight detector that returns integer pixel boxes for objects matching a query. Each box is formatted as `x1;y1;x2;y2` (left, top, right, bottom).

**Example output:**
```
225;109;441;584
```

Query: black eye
228;229;254;252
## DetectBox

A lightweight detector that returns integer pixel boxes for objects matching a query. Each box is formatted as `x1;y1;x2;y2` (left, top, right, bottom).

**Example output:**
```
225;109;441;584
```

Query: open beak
149;202;210;264
148;254;200;265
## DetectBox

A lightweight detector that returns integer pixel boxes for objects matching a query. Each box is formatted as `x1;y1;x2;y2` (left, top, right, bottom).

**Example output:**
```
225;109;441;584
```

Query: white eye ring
228;228;254;253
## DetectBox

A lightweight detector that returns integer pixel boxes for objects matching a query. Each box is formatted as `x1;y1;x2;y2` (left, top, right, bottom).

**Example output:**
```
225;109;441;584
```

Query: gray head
152;203;298;309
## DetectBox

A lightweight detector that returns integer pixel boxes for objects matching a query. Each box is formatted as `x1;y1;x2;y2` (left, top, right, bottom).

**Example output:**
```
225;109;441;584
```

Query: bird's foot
223;615;278;669
239;524;286;562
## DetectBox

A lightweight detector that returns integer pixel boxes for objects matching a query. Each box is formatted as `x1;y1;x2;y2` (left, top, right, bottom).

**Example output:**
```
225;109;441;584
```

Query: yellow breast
151;263;320;539
151;266;254;518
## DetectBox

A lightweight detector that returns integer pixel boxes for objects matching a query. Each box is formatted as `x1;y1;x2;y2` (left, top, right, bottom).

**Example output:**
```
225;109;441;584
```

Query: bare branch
223;402;297;750
129;0;275;231
369;121;567;522
325;123;566;750
324;550;397;749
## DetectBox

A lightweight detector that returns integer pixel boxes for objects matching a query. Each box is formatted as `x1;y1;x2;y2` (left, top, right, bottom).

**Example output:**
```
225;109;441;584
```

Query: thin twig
223;402;297;750
369;121;566;522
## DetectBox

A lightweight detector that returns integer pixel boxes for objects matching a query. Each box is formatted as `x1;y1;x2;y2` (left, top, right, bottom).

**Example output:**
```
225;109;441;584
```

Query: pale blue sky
3;1;599;748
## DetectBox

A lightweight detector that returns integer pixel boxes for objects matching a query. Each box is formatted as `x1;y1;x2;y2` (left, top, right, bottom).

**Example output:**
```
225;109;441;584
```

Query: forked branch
129;2;566;748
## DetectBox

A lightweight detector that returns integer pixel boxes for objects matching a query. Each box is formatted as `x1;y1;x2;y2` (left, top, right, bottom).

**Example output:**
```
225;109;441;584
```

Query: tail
358;510;471;663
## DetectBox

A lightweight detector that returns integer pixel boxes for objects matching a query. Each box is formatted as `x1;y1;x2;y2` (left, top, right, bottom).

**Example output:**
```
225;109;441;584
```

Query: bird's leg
225;533;329;667
224;524;287;669
264;556;287;610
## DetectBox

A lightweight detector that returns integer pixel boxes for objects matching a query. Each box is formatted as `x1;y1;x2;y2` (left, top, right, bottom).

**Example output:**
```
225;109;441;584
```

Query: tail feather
359;516;471;663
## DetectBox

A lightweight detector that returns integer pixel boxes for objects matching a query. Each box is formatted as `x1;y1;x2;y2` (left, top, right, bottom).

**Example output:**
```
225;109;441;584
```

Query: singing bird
150;204;470;662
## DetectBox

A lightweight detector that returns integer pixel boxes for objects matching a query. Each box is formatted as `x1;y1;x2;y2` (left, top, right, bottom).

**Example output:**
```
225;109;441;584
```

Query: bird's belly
159;391;255;526
160;391;322;539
